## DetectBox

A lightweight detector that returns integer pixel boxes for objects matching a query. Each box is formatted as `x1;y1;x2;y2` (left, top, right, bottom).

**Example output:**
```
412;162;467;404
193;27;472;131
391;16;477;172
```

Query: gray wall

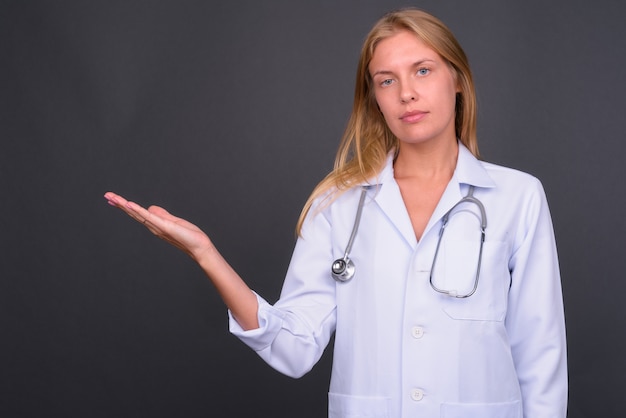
1;1;624;416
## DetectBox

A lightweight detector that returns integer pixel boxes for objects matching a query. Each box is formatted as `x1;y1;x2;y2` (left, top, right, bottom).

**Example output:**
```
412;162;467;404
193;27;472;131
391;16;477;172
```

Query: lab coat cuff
228;292;286;352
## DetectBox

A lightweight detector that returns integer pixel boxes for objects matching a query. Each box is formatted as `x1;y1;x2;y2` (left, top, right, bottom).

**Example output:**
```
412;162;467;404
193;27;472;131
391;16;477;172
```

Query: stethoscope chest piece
331;257;355;282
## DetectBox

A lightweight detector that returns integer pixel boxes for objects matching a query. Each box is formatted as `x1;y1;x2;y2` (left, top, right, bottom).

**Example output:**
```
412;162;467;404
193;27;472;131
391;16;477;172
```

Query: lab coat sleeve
506;178;568;417
228;203;337;379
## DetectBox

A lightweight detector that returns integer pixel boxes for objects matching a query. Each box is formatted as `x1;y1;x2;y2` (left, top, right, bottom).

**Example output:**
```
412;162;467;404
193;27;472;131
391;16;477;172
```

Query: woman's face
369;30;459;150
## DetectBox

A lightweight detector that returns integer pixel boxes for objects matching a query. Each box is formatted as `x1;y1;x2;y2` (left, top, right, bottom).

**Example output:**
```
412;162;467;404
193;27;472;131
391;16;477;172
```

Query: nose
400;82;417;103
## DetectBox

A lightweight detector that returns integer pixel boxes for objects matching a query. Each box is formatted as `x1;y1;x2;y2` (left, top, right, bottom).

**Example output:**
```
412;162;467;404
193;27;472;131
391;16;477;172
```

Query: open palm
104;191;213;262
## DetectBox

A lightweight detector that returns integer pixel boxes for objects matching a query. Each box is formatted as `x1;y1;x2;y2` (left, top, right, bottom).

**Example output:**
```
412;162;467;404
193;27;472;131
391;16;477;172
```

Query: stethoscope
331;187;369;282
331;185;487;299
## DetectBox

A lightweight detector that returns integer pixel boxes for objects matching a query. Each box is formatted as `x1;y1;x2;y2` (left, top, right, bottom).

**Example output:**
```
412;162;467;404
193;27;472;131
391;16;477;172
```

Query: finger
106;193;202;251
104;193;143;221
106;193;155;227
147;205;201;231
125;200;155;222
106;193;177;235
147;205;180;222
126;200;173;231
104;191;128;207
104;193;146;224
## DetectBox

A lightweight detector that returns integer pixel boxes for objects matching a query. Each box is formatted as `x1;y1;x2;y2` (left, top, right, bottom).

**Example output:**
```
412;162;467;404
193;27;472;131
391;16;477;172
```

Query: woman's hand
104;192;213;262
104;191;259;330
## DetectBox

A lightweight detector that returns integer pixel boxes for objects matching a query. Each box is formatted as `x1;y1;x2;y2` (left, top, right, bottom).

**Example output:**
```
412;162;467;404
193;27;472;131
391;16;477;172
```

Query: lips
400;110;427;123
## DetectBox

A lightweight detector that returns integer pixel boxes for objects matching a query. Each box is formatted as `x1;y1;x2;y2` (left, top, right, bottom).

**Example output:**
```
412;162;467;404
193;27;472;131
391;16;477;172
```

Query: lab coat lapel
421;177;463;239
367;156;418;249
371;177;418;249
423;144;496;237
367;144;495;247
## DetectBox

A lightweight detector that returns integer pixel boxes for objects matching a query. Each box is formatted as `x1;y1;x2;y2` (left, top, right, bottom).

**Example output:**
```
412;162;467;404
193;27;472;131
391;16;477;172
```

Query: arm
229;197;337;378
505;181;568;417
104;192;259;330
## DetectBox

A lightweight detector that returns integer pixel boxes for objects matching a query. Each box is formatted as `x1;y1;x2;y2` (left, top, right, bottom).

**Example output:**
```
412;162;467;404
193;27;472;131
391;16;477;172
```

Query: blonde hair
296;8;478;234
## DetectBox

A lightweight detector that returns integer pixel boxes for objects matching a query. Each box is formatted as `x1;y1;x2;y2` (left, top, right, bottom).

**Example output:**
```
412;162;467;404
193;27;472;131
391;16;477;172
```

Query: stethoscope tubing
330;187;368;282
332;184;487;299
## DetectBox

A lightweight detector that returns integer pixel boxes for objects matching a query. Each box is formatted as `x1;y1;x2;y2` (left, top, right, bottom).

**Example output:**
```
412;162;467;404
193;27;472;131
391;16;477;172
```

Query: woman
105;8;567;417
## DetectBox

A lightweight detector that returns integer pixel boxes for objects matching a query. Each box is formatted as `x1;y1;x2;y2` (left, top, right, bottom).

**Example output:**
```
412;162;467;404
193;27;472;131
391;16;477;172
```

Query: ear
448;64;462;94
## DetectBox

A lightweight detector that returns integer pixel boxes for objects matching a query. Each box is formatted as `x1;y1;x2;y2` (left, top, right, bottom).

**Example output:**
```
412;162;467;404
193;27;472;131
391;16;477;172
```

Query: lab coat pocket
328;393;390;418
441;400;522;417
436;240;509;321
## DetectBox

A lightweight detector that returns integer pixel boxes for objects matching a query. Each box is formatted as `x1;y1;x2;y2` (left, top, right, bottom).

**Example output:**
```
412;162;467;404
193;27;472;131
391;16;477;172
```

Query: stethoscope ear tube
331;187;369;282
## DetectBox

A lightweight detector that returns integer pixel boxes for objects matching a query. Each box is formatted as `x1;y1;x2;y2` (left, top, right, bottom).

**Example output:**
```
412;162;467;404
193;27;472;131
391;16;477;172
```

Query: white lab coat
229;143;567;417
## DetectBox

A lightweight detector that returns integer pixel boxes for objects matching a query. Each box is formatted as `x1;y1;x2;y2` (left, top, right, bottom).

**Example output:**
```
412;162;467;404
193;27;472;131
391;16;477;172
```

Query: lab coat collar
370;142;496;188
453;143;496;189
362;142;496;248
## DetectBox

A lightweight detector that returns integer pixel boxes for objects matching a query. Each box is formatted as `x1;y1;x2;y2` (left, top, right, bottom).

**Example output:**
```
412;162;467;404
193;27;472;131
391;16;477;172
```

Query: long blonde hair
296;8;478;234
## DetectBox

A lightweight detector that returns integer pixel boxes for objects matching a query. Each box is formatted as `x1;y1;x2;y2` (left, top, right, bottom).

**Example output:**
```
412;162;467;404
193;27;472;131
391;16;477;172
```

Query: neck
393;139;459;182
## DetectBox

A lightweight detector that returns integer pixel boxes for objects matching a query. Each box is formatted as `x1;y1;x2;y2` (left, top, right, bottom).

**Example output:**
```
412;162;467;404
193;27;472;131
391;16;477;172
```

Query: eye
380;78;394;87
417;67;430;76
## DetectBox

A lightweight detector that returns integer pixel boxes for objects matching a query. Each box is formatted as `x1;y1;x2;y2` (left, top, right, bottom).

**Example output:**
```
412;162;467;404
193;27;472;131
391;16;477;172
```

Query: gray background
1;0;624;416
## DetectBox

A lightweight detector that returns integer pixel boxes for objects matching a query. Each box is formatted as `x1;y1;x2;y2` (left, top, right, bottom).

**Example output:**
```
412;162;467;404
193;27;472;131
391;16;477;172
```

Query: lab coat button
410;388;424;401
411;326;424;339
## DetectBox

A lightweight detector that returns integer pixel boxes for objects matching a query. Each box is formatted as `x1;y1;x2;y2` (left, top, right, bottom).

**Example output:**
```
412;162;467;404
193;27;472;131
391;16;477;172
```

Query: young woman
105;8;567;417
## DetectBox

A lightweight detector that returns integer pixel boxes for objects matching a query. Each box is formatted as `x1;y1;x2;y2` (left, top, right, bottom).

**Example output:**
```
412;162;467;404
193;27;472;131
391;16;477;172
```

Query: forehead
369;30;441;71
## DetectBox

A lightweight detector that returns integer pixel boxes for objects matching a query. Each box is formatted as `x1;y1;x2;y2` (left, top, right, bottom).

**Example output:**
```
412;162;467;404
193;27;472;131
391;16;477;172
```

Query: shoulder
305;185;363;222
478;160;553;229
314;186;367;213
299;185;368;241
480;160;545;195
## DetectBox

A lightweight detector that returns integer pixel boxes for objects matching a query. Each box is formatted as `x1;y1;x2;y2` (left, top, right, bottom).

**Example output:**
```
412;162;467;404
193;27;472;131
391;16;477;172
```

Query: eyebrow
370;59;437;77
